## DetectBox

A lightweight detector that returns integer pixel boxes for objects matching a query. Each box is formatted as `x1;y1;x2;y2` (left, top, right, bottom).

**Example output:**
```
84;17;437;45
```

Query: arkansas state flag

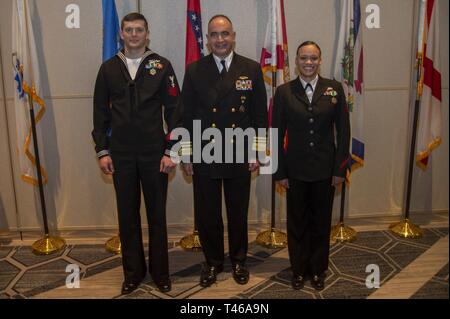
416;0;442;170
185;0;204;67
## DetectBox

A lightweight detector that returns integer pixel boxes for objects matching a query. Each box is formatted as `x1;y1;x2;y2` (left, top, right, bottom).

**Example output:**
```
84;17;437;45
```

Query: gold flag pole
389;0;426;239
18;0;65;254
27;84;66;254
256;0;287;248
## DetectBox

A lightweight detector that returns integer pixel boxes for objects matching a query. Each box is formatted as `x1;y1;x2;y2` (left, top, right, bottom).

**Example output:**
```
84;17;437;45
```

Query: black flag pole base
32;233;66;255
256;228;287;248
389;218;423;239
330;222;357;243
105;233;121;254
179;230;202;251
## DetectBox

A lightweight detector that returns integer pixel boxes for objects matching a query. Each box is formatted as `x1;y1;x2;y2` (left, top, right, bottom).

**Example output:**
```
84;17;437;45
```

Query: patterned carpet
0;227;448;299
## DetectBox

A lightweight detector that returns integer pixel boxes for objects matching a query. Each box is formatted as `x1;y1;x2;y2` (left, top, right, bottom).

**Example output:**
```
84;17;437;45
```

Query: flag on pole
333;0;365;174
102;0;121;62
12;0;47;186
416;0;442;170
185;0;204;67
260;0;290;127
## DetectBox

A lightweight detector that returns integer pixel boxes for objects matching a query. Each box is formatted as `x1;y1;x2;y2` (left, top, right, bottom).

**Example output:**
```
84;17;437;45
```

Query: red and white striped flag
416;0;442;170
260;0;290;127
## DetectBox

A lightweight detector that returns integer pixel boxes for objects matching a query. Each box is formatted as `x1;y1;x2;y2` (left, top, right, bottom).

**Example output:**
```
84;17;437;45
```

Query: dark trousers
193;174;251;267
111;151;169;284
286;178;335;277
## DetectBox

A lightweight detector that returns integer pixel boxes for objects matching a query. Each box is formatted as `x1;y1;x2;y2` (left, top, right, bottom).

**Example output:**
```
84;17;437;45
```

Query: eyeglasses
123;27;146;35
209;31;231;39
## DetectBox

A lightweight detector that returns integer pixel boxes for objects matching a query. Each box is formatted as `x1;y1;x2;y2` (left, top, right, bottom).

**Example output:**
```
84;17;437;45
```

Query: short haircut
208;14;233;29
121;12;148;30
296;41;322;57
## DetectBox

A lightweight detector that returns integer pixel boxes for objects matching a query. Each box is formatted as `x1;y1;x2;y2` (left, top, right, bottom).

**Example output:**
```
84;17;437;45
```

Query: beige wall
0;0;448;231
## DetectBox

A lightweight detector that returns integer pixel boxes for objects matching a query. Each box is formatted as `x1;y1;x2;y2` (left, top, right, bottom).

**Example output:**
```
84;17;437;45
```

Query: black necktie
220;60;227;77
305;83;313;103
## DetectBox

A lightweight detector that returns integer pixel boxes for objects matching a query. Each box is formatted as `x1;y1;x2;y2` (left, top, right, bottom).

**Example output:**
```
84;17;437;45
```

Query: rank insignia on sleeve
168;75;178;96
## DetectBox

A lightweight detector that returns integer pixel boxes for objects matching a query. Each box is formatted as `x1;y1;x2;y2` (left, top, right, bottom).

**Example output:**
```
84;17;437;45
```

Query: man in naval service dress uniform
181;15;268;287
92;13;182;295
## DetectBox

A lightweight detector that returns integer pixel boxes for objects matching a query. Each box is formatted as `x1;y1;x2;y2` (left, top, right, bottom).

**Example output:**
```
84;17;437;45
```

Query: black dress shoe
156;279;172;293
121;281;140;295
232;264;249;285
200;263;224;287
311;275;325;291
291;275;305;290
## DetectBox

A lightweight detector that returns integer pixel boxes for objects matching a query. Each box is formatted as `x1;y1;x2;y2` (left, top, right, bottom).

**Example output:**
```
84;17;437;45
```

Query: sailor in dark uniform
181;15;268;287
272;41;350;290
92;13;182;294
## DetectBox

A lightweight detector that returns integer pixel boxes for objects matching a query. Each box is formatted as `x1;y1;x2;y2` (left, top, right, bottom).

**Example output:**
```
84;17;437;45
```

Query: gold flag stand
389;219;423;239
331;181;357;242
256;179;287;248
27;88;65;255
179;230;202;251
105;233;121;254
32;234;66;255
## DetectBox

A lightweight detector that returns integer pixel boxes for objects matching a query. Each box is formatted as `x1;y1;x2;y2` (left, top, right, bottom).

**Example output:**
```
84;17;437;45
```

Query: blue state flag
102;0;121;61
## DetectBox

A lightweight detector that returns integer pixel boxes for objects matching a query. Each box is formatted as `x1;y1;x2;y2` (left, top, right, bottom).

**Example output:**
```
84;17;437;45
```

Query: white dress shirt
299;75;319;103
213;51;234;73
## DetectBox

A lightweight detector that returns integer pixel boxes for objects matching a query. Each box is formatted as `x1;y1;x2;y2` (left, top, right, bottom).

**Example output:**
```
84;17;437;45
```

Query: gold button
212;123;216;128
212;108;217;113
231;108;236;113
